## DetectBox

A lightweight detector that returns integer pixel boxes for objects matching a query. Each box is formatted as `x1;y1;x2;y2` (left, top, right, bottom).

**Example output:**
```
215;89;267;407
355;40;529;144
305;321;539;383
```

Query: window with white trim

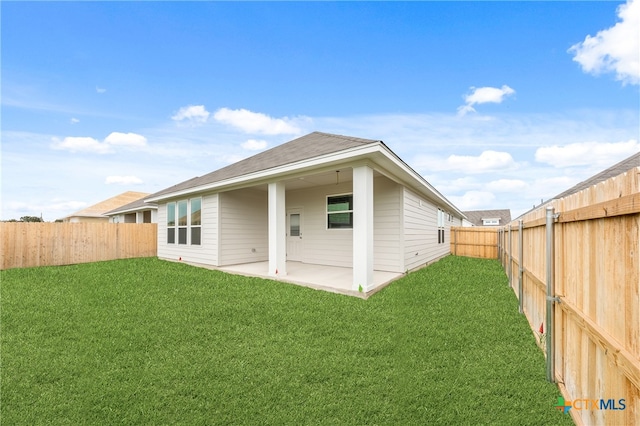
327;194;353;229
437;208;445;244
167;202;176;244
166;198;202;245
177;200;188;244
190;198;201;245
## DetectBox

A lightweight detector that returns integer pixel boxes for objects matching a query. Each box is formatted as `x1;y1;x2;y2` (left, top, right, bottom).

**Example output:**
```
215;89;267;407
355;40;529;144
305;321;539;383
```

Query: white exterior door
287;209;303;261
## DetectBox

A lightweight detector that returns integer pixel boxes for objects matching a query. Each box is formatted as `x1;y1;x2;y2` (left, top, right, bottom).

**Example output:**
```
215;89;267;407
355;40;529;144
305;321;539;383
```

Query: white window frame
190;197;202;246
167;198;203;246
167;202;176;244
326;193;353;230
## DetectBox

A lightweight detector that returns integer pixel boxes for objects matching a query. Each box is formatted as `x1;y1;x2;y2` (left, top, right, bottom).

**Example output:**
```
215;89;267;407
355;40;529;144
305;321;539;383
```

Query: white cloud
535;140;639;168
449;191;496;211
416;150;519;174
241;139;268;151
104;132;148;147
569;0;639;85
96;87;106;94
70;117;80;124
213;108;301;135
457;85;515;115
51;132;148;154
172;105;210;125
51;136;112;154
105;175;144;185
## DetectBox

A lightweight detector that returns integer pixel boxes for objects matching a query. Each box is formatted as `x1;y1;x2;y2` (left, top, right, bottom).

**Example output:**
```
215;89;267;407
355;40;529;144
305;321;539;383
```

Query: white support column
352;165;374;292
268;182;286;277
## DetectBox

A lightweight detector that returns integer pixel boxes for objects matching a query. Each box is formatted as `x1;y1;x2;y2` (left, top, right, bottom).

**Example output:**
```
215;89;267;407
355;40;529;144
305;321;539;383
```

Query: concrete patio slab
218;261;403;298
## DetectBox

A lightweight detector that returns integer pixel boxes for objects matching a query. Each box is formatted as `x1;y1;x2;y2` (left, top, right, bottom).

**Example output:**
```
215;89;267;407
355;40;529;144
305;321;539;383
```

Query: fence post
545;206;557;383
518;219;524;314
497;228;501;260
508;225;512;287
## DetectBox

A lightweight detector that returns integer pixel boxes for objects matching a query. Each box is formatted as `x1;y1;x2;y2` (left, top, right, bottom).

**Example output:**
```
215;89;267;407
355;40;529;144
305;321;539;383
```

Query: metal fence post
518;219;524;314
508;225;512;287
545;207;557;383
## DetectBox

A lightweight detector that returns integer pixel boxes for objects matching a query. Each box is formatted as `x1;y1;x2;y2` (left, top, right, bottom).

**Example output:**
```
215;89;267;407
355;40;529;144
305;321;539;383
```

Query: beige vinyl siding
285;176;402;271
373;176;403;273
218;188;268;266
157;193;218;265
403;188;450;271
287;181;353;267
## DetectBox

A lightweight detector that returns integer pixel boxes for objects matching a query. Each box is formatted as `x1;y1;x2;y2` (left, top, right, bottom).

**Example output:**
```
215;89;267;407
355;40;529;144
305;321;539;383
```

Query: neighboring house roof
105;195;158;216
146;131;465;218
552;151;639;200
64;191;150;219
515;151;640;221
463;209;512;226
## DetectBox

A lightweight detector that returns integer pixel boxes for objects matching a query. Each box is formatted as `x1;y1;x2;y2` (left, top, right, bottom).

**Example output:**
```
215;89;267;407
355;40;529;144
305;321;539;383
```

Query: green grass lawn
1;256;572;425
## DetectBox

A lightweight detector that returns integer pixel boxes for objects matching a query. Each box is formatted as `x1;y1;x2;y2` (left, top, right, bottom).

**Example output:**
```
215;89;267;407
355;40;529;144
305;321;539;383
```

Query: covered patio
218;261;403;298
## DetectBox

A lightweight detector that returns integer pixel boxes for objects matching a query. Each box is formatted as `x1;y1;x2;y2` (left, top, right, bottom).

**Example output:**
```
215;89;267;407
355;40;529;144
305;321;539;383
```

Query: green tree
19;216;44;222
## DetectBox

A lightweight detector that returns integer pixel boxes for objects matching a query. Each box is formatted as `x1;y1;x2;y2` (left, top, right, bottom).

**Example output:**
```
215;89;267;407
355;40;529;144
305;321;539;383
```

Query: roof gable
463;209;512;226
66;191;150;218
151;132;379;199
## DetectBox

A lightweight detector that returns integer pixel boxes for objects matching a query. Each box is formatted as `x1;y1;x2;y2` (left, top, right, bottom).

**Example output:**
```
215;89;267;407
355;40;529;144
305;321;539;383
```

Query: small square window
327;194;353;229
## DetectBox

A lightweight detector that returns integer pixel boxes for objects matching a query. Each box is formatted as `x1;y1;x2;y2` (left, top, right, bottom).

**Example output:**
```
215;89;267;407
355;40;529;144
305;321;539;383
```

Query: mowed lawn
1;256;572;425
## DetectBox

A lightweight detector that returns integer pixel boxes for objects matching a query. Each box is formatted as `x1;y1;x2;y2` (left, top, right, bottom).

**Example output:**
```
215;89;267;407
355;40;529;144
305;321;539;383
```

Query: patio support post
352;165;374;292
268;181;286;277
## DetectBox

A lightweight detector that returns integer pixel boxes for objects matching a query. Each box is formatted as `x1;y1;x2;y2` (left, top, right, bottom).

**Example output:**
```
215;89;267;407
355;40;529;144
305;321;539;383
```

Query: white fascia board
146;143;386;203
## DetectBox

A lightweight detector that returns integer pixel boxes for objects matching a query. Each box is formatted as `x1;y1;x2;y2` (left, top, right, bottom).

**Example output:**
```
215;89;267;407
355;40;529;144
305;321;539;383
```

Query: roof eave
106;204;158;216
146;143;386;202
146;141;465;218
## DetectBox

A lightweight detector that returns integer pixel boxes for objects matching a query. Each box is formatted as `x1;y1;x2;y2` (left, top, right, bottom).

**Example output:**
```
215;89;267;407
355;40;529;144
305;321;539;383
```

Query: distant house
462;209;512;227
61;191;149;223
105;196;158;224
145;132;466;293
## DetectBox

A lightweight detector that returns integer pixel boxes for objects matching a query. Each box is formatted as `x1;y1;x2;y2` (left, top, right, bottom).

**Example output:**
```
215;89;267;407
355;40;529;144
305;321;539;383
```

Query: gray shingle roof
462;209;511;226
552;151;640;200
514;151;640;221
150;132;380;199
104;196;157;215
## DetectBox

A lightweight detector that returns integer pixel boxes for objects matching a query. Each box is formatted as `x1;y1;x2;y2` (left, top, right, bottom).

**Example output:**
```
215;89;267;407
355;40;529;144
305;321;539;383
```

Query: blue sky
2;1;638;221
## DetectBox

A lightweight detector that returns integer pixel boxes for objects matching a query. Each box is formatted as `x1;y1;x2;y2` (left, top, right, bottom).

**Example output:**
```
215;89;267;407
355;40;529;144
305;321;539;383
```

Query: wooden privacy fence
499;167;639;426
0;223;157;270
450;226;498;259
